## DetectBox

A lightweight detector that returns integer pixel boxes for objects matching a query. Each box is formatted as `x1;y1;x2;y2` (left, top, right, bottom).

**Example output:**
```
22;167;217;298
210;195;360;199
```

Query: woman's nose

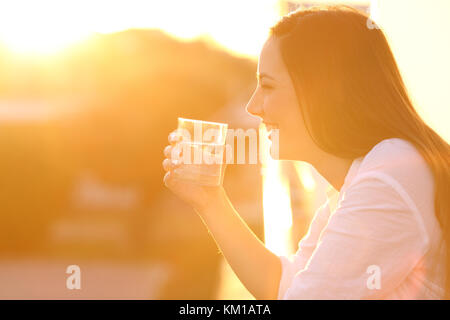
245;94;263;119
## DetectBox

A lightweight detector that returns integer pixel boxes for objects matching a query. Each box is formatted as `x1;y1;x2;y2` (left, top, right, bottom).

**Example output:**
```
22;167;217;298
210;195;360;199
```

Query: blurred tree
0;29;257;299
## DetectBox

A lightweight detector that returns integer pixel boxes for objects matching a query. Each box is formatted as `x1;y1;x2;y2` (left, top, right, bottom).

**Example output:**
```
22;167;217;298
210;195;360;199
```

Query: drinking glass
173;117;228;186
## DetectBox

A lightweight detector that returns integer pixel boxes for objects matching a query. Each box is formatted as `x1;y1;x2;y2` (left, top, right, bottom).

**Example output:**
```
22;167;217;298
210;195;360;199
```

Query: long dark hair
269;5;450;298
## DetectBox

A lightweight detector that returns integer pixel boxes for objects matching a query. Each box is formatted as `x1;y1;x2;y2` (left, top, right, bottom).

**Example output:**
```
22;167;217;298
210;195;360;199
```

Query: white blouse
277;138;446;299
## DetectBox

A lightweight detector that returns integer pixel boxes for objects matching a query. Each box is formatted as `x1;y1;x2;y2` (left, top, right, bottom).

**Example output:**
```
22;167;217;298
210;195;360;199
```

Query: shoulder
344;138;434;240
353;138;433;194
358;138;427;174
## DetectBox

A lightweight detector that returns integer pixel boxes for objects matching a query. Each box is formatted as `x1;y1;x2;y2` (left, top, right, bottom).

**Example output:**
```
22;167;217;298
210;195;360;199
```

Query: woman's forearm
196;189;282;300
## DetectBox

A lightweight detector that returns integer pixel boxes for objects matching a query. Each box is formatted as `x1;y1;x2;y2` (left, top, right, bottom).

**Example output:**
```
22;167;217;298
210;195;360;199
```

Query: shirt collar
326;157;363;211
341;156;363;194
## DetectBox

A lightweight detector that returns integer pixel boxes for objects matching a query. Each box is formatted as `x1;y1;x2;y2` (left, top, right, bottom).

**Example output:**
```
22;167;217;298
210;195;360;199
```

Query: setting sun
0;0;280;57
0;1;92;54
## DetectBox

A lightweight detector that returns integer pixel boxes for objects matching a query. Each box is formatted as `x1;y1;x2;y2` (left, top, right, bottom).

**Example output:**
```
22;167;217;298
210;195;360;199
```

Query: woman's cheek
264;93;280;118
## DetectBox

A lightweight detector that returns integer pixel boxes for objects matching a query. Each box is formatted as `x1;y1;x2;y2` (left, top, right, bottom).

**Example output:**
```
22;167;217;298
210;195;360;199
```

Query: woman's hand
162;130;228;213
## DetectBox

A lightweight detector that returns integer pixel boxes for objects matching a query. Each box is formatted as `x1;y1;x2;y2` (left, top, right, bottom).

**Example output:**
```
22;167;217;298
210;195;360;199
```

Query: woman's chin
267;137;297;161
271;144;302;161
268;143;283;160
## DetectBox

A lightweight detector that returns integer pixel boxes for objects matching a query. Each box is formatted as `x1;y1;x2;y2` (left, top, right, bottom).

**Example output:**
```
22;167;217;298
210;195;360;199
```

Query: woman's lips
263;122;278;130
262;122;279;139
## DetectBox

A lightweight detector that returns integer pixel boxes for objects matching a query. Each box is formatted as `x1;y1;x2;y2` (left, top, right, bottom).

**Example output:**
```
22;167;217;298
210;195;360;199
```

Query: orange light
260;125;295;257
0;0;281;58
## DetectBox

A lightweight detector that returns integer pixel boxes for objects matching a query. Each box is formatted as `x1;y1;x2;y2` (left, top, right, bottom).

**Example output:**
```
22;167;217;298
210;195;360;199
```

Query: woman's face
246;37;315;161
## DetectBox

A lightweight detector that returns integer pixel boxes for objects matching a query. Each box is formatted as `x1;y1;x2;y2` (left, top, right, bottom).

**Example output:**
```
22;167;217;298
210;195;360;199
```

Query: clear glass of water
173;117;228;186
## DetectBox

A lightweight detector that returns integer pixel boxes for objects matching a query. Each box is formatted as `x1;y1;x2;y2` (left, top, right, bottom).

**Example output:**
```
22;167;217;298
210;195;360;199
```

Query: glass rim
178;117;228;128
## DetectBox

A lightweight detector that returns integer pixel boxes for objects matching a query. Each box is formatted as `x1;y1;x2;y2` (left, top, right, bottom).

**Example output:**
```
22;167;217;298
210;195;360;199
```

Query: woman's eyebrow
256;72;276;82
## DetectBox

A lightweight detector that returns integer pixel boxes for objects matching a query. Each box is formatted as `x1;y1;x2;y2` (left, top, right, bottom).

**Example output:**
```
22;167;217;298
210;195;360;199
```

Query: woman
162;5;450;299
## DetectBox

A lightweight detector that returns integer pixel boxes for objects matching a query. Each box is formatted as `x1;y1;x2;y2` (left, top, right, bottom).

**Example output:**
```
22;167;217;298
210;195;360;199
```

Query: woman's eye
261;84;273;90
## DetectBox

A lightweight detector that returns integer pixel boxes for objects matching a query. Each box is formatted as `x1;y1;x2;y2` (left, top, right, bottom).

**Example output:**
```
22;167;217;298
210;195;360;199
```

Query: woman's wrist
194;186;229;216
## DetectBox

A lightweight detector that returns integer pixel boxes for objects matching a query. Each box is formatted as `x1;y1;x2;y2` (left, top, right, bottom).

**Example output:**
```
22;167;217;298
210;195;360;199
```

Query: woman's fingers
164;145;172;158
168;130;181;145
164;143;183;160
163;129;184;187
163;169;181;188
163;171;172;188
162;158;171;172
162;157;182;172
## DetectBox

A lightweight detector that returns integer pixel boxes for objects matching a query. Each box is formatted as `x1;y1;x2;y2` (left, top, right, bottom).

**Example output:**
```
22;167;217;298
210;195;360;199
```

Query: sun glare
260;125;295;257
294;162;316;192
0;0;280;58
0;26;90;55
0;1;91;55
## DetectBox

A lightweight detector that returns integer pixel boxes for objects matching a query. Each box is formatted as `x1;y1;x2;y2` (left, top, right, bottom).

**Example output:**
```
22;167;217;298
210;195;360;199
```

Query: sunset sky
0;0;281;58
0;0;448;141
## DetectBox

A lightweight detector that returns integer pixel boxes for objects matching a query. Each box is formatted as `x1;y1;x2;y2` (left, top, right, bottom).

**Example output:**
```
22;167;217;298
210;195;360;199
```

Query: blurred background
0;0;448;299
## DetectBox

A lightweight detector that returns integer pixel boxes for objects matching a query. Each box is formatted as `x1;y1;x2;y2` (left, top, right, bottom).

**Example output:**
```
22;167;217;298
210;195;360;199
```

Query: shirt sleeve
277;199;332;300
278;172;430;300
